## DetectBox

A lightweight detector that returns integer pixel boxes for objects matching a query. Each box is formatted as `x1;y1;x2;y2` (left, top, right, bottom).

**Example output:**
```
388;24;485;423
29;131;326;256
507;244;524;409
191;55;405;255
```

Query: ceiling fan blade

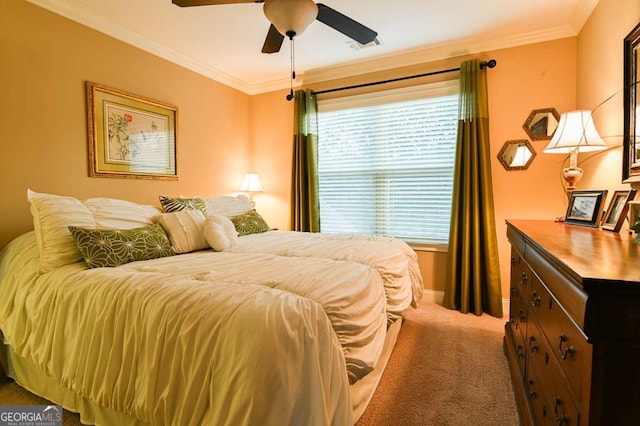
262;24;285;54
172;0;262;7
316;3;377;45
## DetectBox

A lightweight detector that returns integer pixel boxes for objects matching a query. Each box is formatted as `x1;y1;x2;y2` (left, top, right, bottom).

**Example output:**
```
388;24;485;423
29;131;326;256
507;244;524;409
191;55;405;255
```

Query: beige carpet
0;301;519;425
356;301;519;426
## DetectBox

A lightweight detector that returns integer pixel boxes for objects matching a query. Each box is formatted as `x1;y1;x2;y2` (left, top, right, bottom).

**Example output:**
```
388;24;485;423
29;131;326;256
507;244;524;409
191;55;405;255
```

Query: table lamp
543;110;607;193
240;173;263;206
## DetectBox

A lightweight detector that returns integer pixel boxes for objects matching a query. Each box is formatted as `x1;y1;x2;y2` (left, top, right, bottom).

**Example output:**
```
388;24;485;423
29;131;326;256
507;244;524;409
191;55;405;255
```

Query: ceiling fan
171;0;378;54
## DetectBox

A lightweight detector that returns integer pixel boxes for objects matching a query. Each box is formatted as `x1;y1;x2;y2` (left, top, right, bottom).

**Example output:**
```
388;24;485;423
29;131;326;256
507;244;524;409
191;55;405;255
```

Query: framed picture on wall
601;189;637;232
565;190;608;228
86;82;178;180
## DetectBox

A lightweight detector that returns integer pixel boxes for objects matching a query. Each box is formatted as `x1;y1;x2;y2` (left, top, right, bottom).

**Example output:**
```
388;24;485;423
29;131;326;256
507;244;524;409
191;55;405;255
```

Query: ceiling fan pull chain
286;32;296;101
291;35;296;80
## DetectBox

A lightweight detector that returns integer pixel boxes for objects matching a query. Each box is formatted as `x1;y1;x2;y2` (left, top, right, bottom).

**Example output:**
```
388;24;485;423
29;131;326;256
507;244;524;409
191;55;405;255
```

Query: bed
0;191;423;425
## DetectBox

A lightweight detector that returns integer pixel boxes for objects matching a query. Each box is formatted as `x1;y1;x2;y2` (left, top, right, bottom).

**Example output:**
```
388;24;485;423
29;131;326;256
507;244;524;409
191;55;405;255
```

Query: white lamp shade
240;173;263;193
543;110;607;154
263;0;318;37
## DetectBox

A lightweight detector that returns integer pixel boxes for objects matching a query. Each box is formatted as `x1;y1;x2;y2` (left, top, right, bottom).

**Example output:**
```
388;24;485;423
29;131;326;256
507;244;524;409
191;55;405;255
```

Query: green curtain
443;59;503;317
291;89;320;232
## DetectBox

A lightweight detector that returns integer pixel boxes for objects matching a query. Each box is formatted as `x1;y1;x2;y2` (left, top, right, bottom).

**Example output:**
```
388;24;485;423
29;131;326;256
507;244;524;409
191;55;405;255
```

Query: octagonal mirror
497;140;536;171
523;108;560;141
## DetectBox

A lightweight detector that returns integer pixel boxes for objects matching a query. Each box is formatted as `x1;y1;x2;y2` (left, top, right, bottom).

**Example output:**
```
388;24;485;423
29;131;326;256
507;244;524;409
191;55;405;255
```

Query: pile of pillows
27;189;271;272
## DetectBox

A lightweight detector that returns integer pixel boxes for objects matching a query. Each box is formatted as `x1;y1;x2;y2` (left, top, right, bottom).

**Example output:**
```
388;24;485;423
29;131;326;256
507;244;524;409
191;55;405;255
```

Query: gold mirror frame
623;22;640;183
522;108;560;141
497;139;536;171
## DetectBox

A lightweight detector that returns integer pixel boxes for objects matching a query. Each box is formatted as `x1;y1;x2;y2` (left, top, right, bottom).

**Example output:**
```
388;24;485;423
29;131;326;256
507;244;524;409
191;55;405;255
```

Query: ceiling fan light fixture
263;0;318;37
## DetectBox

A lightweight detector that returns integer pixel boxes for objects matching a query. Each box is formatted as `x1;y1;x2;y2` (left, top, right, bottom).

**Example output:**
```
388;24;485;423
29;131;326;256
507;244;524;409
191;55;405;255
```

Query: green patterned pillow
69;224;174;268
230;209;270;236
159;195;207;215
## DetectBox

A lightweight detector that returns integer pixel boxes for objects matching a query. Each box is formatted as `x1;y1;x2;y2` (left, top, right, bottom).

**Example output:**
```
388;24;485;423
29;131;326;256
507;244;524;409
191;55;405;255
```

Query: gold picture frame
86;82;178;180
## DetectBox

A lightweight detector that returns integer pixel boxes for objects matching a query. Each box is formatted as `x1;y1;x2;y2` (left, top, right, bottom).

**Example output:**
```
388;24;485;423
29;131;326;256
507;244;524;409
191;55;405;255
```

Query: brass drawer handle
520;271;528;286
527;380;536;399
558;334;575;360
517;345;525;359
529;336;538;353
554;396;569;425
511;257;519;266
519;309;526;324
530;290;541;307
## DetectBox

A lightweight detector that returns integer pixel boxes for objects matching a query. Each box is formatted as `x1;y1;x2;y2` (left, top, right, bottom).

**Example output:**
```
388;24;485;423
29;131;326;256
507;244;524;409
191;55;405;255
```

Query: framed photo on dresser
565;189;608;228
601;189;637;232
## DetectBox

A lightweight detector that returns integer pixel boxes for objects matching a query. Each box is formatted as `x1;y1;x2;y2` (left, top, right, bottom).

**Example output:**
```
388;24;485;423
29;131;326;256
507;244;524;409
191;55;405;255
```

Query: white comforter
227;231;424;321
0;231;401;426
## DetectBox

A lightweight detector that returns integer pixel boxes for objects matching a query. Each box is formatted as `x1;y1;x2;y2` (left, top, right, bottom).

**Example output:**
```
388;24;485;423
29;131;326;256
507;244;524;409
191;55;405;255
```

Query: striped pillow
158;210;209;254
159;195;207;215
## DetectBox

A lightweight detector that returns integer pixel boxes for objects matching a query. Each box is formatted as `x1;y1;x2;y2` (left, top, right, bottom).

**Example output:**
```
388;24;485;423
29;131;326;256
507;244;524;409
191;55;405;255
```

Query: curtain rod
313;59;497;96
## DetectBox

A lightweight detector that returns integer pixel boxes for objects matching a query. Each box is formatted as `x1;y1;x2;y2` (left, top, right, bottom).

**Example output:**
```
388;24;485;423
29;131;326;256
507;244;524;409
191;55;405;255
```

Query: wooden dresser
504;220;640;426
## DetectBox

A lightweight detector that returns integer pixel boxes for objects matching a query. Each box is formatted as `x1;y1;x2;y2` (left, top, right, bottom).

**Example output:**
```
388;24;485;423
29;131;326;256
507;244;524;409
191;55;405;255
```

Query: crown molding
245;77;304;95
26;0;254;94
301;24;578;87
569;0;600;33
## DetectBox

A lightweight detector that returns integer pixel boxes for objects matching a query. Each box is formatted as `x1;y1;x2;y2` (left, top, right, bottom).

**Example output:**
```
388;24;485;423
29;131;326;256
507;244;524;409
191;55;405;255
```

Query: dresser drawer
507;312;527;380
525;359;548;426
524;238;587;330
529;273;591;403
510;247;531;306
528;318;581;426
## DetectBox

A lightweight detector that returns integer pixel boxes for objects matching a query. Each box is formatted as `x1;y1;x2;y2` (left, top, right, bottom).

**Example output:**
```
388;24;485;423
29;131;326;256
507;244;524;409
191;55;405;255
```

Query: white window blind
317;80;459;246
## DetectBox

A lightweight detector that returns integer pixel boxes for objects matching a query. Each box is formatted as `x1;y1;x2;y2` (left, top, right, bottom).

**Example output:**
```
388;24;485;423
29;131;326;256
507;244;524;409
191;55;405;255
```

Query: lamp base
562;166;583;193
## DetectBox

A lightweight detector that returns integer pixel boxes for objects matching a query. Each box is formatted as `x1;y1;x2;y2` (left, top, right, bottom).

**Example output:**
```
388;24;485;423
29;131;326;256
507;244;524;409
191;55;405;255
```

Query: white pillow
203;215;239;251
27;189;96;273
83;197;162;230
205;195;253;217
157;210;208;254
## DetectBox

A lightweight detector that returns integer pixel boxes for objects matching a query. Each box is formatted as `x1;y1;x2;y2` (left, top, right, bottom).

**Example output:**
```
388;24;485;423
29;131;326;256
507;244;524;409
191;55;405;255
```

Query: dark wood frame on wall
623;22;640;183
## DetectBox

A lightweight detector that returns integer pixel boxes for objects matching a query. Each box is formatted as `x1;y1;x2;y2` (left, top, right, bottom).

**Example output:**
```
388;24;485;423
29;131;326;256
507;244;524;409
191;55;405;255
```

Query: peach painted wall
252;38;578;300
248;90;294;231
577;0;640;202
0;0;252;249
489;38;578;301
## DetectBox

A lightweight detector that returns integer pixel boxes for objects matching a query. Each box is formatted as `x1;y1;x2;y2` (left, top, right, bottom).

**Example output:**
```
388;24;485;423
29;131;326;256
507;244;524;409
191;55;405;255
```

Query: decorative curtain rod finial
480;59;497;69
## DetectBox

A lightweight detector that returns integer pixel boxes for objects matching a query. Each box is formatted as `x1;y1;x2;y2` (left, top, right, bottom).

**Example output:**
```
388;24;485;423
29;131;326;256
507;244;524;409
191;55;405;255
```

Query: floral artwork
87;82;177;180
108;111;139;161
106;106;167;166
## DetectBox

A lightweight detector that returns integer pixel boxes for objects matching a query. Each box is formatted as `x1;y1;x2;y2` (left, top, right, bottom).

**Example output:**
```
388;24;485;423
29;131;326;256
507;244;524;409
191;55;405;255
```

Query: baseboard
422;289;445;304
421;289;510;319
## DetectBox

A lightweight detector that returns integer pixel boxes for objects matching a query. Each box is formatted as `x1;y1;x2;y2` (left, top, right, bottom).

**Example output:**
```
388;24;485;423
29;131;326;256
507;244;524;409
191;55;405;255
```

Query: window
316;80;459;247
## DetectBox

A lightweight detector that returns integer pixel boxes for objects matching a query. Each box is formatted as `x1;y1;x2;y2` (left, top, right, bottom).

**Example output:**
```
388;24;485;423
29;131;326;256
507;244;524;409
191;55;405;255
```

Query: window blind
317;80;459;246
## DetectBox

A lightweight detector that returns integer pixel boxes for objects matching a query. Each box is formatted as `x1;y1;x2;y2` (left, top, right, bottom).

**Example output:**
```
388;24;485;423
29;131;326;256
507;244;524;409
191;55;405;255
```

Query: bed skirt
350;317;402;423
0;318;403;425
